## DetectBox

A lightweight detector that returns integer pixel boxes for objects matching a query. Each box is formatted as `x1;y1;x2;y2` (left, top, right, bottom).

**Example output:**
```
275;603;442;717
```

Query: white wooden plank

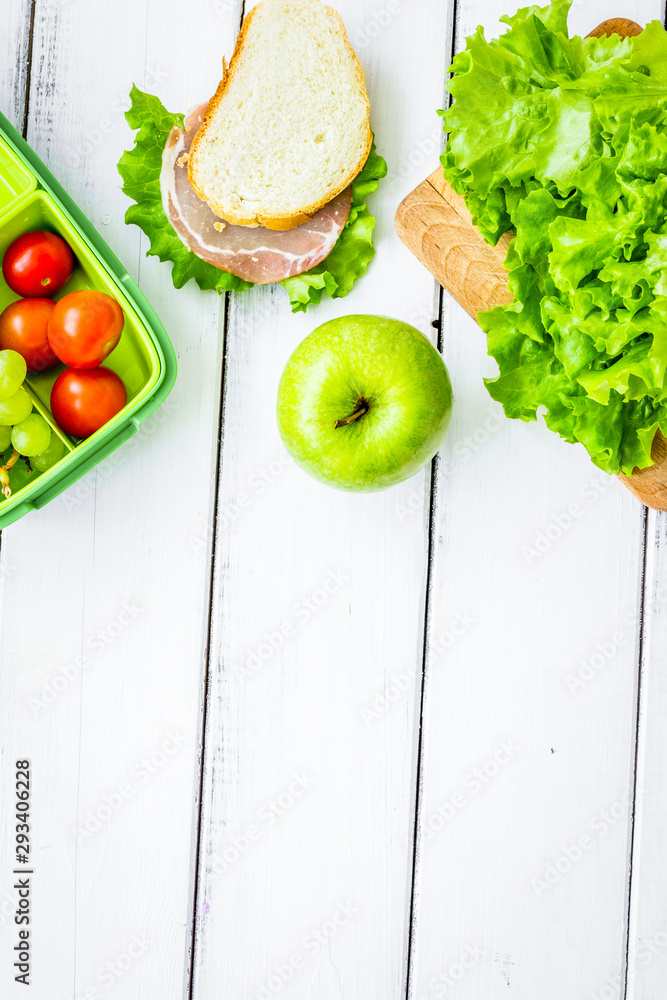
626;509;667;1000
0;1;241;997
0;0;31;131
408;1;660;998
191;2;453;997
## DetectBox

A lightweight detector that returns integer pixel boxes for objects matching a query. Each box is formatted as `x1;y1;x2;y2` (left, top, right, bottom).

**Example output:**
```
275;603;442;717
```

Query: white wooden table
1;0;666;997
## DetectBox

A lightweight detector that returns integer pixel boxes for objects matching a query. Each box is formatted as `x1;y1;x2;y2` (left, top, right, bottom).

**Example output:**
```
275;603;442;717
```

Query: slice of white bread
188;0;372;230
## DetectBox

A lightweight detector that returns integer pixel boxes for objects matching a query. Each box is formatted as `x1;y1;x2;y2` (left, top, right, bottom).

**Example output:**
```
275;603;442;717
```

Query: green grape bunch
0;349;63;499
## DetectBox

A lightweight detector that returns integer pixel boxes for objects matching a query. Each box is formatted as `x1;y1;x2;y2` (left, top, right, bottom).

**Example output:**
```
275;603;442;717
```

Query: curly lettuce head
441;0;667;474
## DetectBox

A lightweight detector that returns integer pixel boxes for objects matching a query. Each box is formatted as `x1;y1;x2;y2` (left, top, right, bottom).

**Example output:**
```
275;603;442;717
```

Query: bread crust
188;0;372;231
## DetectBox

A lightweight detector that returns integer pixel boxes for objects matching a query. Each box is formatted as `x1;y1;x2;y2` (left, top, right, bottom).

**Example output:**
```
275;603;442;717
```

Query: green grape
12;413;51;457
31;432;65;472
0;350;27;400
0;387;32;425
0;425;11;451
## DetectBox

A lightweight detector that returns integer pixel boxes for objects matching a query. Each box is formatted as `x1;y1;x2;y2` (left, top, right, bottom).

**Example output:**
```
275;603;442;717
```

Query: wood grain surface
397;167;512;319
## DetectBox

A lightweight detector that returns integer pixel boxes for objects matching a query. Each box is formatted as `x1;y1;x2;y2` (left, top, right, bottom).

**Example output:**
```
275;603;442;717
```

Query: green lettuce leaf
280;144;387;312
118;87;252;295
118;86;386;311
440;0;667;474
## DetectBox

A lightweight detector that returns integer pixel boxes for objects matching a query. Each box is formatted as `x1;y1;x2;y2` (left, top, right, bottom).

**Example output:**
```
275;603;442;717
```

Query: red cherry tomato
50;366;127;438
0;298;59;372
3;230;73;297
47;290;124;369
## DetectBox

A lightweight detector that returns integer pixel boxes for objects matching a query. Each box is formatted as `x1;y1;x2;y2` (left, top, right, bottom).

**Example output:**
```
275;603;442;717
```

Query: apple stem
334;400;369;428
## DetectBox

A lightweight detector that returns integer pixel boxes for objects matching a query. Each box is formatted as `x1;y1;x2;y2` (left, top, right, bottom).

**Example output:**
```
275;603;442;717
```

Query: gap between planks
405;287;446;1000
186;291;234;999
21;0;36;138
622;12;667;995
404;0;458;989
623;505;649;1000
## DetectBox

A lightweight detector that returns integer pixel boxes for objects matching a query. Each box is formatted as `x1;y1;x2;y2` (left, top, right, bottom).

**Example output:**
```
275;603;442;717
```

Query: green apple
277;315;453;492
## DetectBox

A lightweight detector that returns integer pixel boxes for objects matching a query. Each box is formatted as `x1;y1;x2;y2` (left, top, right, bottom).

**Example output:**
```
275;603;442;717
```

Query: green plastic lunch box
0;111;176;528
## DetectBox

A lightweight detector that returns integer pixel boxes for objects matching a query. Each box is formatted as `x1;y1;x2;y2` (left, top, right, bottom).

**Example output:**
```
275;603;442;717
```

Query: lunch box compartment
0;113;176;528
0;133;36;219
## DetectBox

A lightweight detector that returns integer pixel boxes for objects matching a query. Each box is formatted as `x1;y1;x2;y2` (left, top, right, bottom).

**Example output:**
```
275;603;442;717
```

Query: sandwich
118;0;387;312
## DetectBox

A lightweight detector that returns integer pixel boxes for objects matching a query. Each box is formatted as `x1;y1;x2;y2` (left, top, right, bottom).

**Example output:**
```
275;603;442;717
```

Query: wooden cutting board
395;17;667;511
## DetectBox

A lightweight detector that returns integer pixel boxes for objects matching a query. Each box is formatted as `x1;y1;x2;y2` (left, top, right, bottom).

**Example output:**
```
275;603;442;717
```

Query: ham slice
160;104;352;284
